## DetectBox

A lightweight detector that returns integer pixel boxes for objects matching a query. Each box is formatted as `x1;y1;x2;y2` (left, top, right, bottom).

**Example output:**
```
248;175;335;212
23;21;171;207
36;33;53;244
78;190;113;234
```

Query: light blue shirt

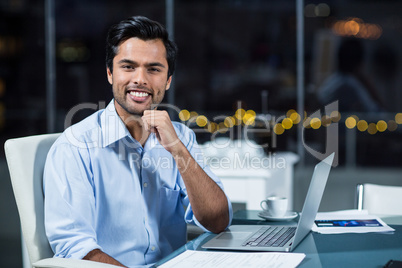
43;100;233;268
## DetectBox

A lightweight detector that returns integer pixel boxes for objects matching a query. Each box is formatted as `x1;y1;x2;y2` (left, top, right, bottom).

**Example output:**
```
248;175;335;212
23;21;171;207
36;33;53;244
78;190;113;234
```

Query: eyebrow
117;59;166;69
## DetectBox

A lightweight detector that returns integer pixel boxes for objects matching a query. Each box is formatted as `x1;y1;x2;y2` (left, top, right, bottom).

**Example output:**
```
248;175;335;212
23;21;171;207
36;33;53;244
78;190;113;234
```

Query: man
43;16;232;267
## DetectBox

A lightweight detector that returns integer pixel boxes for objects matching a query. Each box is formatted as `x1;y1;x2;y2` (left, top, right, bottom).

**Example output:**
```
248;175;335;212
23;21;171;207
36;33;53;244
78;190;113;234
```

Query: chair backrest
4;133;61;265
356;183;402;215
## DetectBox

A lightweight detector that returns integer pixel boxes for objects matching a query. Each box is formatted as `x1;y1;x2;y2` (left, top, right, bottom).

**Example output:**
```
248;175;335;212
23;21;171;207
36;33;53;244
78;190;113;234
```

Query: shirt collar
100;100;132;147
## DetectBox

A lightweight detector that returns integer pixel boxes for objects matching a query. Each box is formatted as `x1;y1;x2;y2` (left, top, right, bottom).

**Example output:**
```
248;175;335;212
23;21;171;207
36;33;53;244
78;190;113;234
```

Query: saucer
258;211;298;221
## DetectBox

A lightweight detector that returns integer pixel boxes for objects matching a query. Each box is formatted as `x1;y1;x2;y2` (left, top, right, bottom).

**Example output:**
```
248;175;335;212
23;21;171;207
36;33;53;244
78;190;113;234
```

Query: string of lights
179;108;402;135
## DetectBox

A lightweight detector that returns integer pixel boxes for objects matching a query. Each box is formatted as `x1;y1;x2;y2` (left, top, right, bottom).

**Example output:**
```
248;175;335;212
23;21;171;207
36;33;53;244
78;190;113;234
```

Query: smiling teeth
130;91;149;97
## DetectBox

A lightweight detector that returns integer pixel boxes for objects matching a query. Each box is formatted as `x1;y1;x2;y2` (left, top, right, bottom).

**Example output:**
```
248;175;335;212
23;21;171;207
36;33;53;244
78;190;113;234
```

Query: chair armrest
33;258;123;268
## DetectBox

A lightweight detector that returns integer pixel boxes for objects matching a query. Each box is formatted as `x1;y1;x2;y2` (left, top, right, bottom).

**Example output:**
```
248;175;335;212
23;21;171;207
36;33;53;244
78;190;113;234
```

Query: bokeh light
330;111;341;122
357;120;368;132
189;111;198;120
282;118;293;130
179;109;190;121
332;18;382;40
310;118;322;129
274;123;285;135
224;116;235;128
367;123;378;135
395;113;402;124
321;115;331;127
235;108;245;120
303;117;312;128
286;109;296;118
206;122;217;133
376;120;387;132
196;115;208;127
345;116;357;129
290;111;301;124
243;112;256;125
388;120;398;132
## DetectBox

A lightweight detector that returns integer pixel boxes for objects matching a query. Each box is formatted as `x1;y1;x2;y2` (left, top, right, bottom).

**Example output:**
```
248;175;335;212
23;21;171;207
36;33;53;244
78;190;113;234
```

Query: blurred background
1;0;402;266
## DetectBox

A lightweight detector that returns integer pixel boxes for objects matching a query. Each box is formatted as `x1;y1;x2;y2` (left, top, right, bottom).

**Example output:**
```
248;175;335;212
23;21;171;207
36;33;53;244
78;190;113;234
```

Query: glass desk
155;210;402;267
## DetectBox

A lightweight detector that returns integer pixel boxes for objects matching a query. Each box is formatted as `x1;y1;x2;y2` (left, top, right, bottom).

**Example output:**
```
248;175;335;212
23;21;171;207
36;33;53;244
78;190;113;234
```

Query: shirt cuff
54;238;102;260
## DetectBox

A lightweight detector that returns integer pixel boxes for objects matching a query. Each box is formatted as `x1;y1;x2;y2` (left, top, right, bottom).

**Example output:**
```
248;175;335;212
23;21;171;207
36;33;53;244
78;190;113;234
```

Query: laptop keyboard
242;227;296;247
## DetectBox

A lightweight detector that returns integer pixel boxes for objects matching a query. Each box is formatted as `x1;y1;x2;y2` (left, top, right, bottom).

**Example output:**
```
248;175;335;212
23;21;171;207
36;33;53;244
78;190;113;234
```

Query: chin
129;110;145;116
120;106;144;117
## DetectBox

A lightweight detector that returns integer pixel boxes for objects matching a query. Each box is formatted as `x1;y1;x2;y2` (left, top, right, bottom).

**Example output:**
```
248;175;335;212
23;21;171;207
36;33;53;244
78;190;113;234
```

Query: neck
115;111;150;146
126;118;150;146
114;100;151;146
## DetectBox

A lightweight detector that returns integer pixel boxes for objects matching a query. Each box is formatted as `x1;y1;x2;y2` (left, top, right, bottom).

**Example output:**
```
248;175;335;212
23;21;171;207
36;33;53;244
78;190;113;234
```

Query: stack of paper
158;250;305;268
312;209;395;234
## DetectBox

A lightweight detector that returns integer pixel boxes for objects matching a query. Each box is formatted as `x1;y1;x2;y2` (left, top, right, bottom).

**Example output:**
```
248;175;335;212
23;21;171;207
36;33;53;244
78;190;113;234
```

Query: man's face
107;37;172;117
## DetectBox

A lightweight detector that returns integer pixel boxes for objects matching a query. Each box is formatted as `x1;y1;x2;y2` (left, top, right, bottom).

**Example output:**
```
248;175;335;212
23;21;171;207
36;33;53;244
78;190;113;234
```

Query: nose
132;68;148;85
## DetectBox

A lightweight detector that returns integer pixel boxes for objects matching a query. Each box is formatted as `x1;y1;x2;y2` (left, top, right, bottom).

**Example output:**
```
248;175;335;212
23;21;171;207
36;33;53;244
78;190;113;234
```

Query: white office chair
5;134;121;268
356;183;402;215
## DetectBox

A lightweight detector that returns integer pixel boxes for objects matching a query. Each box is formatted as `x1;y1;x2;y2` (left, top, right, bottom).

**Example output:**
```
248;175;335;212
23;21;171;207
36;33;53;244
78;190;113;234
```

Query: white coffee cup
260;196;288;217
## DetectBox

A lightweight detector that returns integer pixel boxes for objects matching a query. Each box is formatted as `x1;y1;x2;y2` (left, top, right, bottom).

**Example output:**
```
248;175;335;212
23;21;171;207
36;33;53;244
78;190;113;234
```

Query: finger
143;110;152;116
142;111;164;126
142;116;162;135
141;116;151;132
142;115;154;129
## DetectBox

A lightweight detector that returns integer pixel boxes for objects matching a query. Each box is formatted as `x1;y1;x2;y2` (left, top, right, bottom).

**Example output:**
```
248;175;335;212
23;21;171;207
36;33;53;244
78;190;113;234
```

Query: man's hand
141;110;183;154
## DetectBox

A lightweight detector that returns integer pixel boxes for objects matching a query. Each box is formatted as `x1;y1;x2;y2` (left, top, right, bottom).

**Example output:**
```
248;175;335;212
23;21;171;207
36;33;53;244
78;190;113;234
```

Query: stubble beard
114;88;165;118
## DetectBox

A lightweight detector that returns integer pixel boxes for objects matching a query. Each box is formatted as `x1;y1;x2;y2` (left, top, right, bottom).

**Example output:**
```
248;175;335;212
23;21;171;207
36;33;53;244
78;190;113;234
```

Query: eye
148;67;161;73
122;65;134;70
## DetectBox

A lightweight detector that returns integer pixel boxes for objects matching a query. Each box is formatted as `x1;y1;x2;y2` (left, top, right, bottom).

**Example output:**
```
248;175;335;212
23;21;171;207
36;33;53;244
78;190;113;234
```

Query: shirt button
143;182;148;188
151;246;155;251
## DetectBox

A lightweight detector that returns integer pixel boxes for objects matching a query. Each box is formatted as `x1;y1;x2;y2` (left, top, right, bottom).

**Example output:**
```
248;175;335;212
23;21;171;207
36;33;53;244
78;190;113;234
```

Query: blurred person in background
317;38;385;112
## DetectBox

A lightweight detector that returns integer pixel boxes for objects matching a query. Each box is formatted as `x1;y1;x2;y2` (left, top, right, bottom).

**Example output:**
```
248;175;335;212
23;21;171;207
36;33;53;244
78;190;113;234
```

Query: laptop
202;152;334;252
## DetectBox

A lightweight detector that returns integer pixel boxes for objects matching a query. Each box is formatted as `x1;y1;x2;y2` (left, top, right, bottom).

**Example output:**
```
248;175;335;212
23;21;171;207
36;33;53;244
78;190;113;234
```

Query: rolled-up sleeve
43;141;101;259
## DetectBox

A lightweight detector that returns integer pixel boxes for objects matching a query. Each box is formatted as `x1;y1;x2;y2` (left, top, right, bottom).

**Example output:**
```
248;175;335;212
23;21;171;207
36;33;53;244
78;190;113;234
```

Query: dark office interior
1;0;402;267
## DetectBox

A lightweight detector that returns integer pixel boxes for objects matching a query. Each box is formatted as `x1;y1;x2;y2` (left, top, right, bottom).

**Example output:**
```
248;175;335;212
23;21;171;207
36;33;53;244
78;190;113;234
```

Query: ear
165;76;172;90
106;67;113;85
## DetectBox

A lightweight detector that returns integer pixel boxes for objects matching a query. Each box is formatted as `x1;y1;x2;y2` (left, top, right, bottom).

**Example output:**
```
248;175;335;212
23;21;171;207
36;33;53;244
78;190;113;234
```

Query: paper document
312;209;395;234
158;250;305;268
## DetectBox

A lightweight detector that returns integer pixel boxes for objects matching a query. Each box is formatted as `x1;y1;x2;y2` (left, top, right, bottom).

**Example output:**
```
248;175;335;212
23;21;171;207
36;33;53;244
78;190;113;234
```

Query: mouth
127;89;152;102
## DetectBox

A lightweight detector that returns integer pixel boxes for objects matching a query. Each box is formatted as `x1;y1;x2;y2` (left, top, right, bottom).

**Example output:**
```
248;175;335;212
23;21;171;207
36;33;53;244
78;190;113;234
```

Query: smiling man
43;16;232;267
109;38;170;117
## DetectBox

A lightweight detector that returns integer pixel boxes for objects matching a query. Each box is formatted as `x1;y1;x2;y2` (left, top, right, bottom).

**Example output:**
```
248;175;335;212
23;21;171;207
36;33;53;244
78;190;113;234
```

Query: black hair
106;16;178;78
